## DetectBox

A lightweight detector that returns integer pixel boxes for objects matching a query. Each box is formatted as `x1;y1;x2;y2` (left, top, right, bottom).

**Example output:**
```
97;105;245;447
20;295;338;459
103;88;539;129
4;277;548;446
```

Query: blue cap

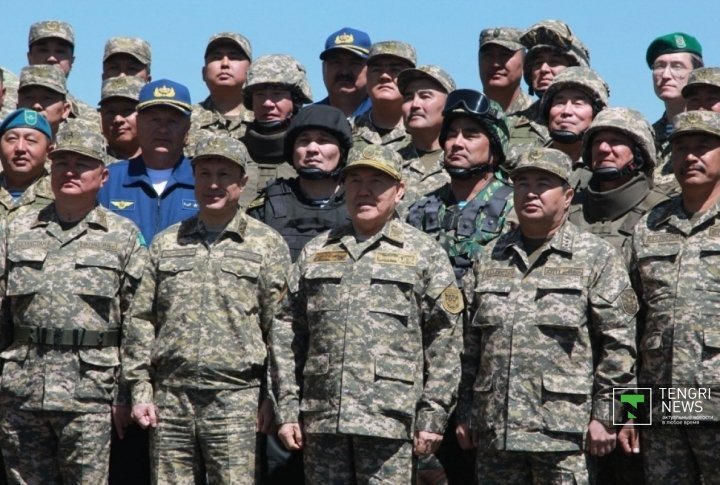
0;108;52;139
320;27;371;60
137;79;192;115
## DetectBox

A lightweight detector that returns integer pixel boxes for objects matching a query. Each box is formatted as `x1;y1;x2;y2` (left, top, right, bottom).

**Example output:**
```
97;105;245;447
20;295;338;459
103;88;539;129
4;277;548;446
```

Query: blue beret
0;109;52;139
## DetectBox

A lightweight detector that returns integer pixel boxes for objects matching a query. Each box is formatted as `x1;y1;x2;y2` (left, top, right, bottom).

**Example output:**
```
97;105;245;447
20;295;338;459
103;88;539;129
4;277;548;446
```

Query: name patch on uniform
543;267;584;277
76;242;120;252
161;248;197;258
709;228;720;239
110;200;135;210
374;251;417;266
312;250;348;263
483;268;515;279
441;287;464;314
11;240;52;249
182;199;198;210
645;234;682;245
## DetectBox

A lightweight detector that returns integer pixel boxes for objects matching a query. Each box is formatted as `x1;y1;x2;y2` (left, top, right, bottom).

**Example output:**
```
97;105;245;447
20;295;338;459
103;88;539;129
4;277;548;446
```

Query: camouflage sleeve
121;240;160;406
415;247;464;434
269;248;310;425
0;218;8;351
258;235;291;341
456;260;482;424
588;245;638;426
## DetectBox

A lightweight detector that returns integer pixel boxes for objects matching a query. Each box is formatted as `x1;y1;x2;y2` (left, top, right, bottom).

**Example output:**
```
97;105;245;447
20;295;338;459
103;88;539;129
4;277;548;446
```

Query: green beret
646;32;702;68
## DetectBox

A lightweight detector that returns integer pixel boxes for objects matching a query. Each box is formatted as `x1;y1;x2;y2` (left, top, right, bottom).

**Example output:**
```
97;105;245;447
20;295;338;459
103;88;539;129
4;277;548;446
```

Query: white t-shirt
146;167;173;195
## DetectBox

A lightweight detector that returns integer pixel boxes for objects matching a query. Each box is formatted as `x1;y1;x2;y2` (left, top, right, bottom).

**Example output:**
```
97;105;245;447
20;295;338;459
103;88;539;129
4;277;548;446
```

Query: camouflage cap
19;65;67;95
100;76;145;105
368;41;417;67
103;37;152;65
205;32;252;60
682;67;720;97
582;107;657;171
646;32;702;68
28;20;75;46
669;111;720;141
397;65;456;95
540;67;609;120
51;119;107;163
511;147;572;184
243;54;312;109
192;134;250;170
343;144;403;181
479;27;524;51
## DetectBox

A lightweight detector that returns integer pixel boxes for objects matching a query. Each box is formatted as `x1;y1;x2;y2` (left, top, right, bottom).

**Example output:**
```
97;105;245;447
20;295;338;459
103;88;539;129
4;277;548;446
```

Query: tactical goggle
442;89;502;120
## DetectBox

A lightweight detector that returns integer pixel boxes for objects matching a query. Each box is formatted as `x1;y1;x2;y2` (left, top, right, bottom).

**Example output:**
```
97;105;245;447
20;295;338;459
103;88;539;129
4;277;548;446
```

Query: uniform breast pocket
369;266;417;327
541;373;592;434
6;246;48;296
303;264;345;312
698;245;720;309
74;250;122;299
157;257;196;300
300;353;334;413
373;355;418;418
75;349;120;403
635;243;681;303
219;252;262;311
472;280;513;327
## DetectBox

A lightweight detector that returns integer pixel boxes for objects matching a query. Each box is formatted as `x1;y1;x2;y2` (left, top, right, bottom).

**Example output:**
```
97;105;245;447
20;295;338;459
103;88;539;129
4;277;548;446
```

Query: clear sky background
2;0;718;123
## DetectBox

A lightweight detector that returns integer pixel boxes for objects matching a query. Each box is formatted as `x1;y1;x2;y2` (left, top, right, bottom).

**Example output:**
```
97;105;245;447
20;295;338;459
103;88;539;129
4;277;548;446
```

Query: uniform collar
179;208;248;240
125;155;195;188
31;203;109;231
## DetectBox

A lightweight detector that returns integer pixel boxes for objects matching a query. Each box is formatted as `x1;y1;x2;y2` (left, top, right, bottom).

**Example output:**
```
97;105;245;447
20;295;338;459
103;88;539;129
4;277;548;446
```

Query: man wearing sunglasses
646;32;704;193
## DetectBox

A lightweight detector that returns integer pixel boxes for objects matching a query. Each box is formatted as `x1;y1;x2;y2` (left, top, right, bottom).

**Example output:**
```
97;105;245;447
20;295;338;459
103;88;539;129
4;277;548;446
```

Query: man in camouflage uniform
458;147;637;484
396;65;454;212
240;54;313;207
102;36;152;81
316;27;372;118
0;68;19;121
99;76;144;163
123;134;290;484
271;144;463;484
16;64;71;138
507;20;590;157
26;20;100;126
537;66;609;191
187;32;253;151
629;110;720;484
569;108;668;258
646;32;704;191
407;89;514;287
0;109;54;218
351;41;415;151
0;119;147;484
479;27;532;115
683;66;720;112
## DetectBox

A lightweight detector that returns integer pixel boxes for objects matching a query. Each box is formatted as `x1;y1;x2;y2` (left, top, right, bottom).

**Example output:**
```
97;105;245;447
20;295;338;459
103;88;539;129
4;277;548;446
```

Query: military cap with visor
205;32;252;61
682;67;720;98
479;27;524;51
669;111;720;141
137;79;192;115
103;37;152;65
320;27;372;60
100;76;145;105
51;119;108;164
397;65;456;95
342;144;403;181
28;20;75;46
192;134;250;170
646;32;702;68
367;41;417;67
511;147;572;184
19;65;67;95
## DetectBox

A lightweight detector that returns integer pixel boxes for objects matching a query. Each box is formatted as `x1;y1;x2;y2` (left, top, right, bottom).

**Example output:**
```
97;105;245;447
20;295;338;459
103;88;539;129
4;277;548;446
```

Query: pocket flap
158;257;195;273
475;279;513;295
371;265;416;285
375;356;415;384
635;241;681;259
220;257;261;279
75;250;121;271
536;278;585;292
542;374;592;395
305;263;344;281
303;353;330;376
7;246;47;264
704;331;720;350
79;348;120;368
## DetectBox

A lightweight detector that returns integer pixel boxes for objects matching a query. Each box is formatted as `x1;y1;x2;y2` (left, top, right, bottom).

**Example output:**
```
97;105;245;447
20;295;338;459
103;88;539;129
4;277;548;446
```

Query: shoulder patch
441;287;464;314
620;288;639;316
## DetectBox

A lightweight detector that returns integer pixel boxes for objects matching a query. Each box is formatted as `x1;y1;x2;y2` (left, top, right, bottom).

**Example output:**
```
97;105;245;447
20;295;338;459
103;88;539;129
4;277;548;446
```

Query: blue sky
2;0;718;123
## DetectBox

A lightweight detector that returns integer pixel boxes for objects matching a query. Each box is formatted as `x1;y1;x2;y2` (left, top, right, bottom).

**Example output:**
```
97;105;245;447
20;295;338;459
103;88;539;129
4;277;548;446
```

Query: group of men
0;14;718;485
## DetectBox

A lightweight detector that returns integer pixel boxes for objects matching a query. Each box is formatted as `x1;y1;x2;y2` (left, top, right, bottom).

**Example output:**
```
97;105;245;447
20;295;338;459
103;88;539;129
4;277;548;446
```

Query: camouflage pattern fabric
397;65;455;95
476;449;590;485
243;54;312;109
304;433;413;484
368;41;417;67
270;218;463;442
351;112;412;152
28;20;75;46
100;76;144;103
539;67;610;122
640;426;720;484
186;96;254;155
103;36;151;64
396;145;449;215
19;65;67;95
0;67;19;121
479;27;524;51
505;90;533;116
506;101;551;168
459;221;637;453
0;171;53;218
651;113;678;193
206;32;252;60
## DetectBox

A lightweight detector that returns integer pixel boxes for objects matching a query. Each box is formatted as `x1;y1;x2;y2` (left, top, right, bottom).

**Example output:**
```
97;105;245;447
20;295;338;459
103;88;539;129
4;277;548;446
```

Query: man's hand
277;423;304;450
618;422;640;455
111;405;133;439
131;403;158;429
586;419;616;456
455;422;476;450
413;430;443;456
256;398;275;435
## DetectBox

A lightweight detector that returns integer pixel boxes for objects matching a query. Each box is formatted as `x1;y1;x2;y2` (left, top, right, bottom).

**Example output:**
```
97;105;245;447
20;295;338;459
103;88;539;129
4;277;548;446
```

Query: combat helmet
283;104;353;179
540;67;609;144
439;89;509;178
243;54;313;110
582;107;657;181
520;20;590;95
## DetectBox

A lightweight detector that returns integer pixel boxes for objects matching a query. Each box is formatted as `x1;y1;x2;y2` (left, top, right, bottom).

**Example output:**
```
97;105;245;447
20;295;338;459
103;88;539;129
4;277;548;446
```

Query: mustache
334;73;355;84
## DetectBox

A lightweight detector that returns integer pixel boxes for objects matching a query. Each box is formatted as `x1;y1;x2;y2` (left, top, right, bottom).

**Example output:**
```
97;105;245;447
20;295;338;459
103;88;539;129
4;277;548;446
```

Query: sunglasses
443;89;501;120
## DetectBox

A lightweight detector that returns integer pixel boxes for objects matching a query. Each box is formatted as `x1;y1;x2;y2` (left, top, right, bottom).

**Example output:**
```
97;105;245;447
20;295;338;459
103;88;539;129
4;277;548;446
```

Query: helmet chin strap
445;163;492;180
297;167;341;180
254;118;291;134
592;148;645;182
550;129;583;144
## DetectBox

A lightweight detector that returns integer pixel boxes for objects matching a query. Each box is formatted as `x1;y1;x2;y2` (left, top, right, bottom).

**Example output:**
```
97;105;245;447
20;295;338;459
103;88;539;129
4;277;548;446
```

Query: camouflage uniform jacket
569;173;669;260
630;197;720;395
68;92;102;130
0;203;146;413
270;218;463;440
397;144;450;213
459;221;637;452
506;100;550;155
651;113;678;193
406;177;514;285
505;90;534;116
122;209;291;405
351;111;411;152
186;96;254;152
0;171;53;218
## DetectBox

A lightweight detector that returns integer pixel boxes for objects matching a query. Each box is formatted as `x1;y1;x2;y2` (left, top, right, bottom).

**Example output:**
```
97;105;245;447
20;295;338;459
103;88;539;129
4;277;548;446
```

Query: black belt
13;326;120;348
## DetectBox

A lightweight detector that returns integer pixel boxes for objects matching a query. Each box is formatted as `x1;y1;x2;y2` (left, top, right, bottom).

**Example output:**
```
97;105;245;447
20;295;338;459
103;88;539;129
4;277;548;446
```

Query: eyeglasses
652;62;691;78
443;89;502;120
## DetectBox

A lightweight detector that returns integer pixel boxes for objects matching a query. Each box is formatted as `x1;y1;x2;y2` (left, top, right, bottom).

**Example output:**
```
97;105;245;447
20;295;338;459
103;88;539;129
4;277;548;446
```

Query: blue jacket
97;156;198;243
